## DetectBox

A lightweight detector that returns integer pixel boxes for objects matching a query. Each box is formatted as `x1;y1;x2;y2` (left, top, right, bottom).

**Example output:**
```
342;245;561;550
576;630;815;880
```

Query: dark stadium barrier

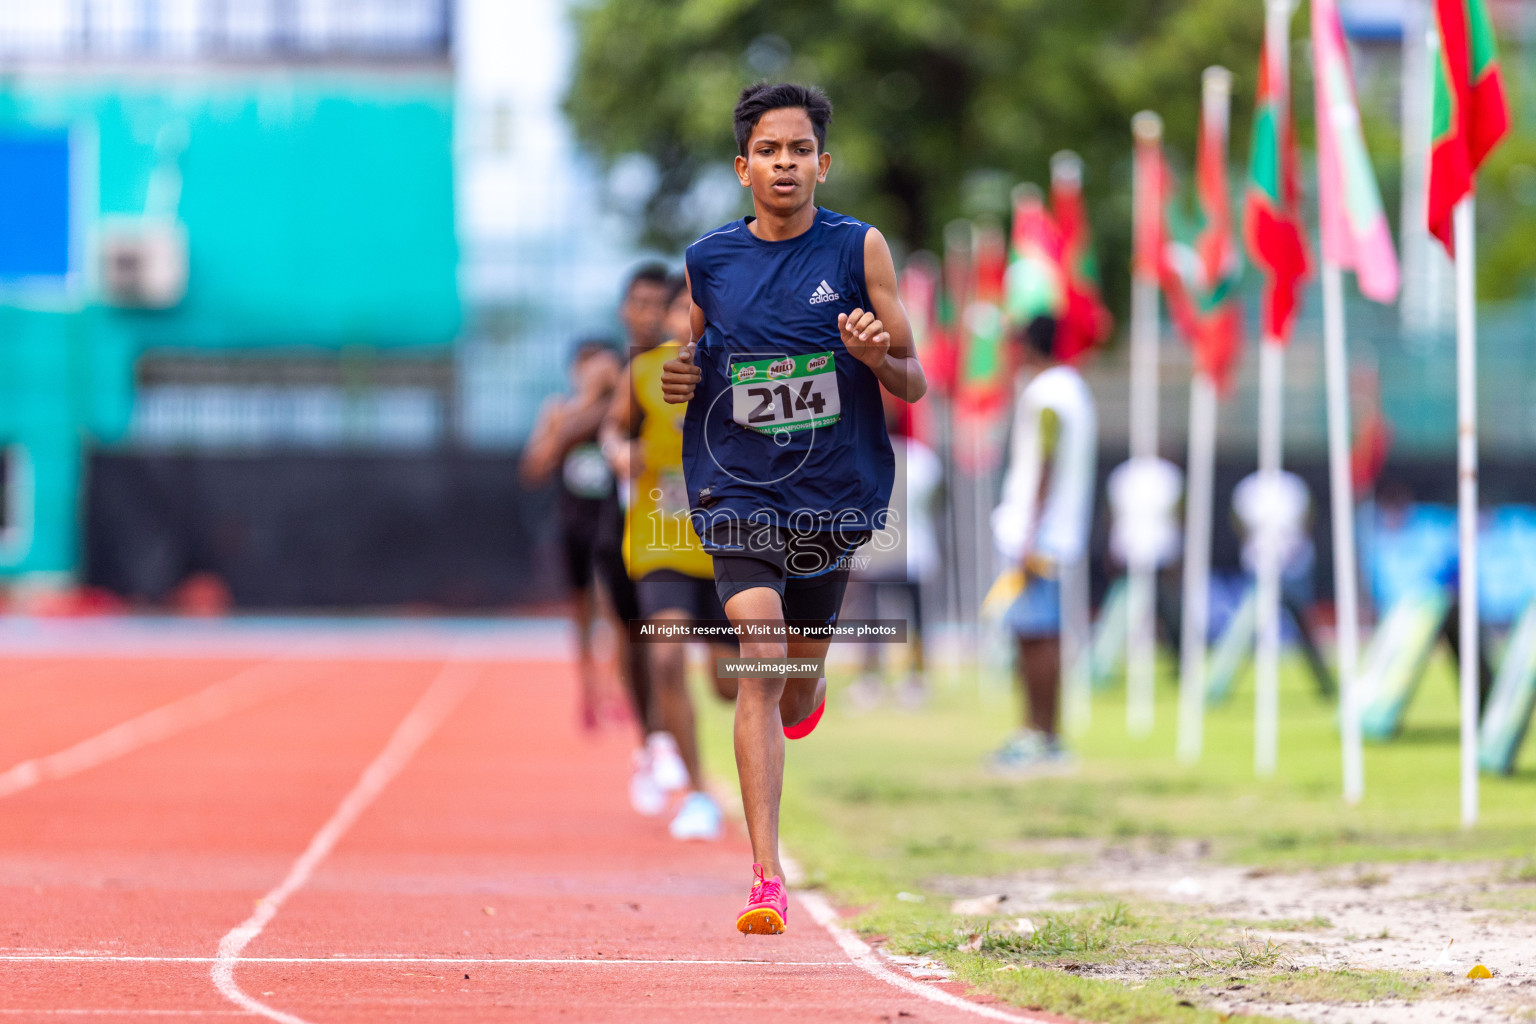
83;453;564;610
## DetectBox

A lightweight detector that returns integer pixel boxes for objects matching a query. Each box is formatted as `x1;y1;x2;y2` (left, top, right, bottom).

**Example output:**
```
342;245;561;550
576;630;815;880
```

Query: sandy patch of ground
936;844;1536;1023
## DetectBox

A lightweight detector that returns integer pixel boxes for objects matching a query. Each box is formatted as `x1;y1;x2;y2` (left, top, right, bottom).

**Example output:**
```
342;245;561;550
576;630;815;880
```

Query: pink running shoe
735;863;788;934
783;699;824;740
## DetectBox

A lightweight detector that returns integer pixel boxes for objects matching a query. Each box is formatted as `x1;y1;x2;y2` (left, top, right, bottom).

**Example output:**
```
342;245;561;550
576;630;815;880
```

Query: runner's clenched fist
837;308;890;369
661;341;702;404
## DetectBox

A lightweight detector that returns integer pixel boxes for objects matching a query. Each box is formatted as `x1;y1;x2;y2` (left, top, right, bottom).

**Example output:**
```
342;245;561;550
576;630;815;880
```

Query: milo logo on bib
731;351;841;435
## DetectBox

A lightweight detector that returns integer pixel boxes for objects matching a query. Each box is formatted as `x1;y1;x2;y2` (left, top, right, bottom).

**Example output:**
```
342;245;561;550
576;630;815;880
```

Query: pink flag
1312;0;1400;302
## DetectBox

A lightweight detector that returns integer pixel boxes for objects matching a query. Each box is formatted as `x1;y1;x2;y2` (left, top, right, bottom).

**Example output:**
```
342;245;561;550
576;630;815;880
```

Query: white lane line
210;664;479;1024
798;891;1046;1023
0;662;316;799
0;1013;251;1018
2;956;851;966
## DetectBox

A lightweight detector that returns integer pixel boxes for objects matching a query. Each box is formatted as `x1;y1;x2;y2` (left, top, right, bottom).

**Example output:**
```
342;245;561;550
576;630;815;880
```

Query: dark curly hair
732;82;833;157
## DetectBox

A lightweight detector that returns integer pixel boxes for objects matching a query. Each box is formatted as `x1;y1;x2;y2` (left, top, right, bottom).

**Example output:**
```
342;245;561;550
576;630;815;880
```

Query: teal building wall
0;69;459;581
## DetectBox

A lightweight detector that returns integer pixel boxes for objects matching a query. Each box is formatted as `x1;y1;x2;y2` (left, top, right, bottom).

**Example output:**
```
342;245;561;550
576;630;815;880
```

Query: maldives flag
1003;186;1065;330
1314;0;1399;301
1428;0;1510;252
1132;119;1166;283
1163;92;1244;389
919;231;968;398
958;221;1011;416
1244;22;1309;343
899;257;939;365
955;222;1011;470
1050;153;1114;363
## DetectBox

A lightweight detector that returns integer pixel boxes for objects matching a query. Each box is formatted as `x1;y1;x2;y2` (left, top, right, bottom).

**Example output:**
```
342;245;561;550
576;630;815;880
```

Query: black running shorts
592;492;640;624
558;491;604;590
700;520;871;628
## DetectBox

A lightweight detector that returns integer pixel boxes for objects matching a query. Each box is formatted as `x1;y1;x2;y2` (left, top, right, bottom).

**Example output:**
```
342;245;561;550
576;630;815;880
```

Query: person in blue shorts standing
988;315;1097;776
661;82;927;934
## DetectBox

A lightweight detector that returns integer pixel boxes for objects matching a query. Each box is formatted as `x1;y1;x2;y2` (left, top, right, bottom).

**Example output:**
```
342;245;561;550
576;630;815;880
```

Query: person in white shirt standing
988;314;1098;773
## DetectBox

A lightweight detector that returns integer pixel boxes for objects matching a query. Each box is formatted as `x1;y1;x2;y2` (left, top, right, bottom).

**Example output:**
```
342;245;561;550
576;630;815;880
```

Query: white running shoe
647;731;690;793
668;791;723;841
984;730;1078;778
629;749;666;816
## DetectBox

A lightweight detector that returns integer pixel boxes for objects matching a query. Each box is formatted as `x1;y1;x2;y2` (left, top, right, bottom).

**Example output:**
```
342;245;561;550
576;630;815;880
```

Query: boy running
601;264;693;814
662;83;927;933
520;340;626;731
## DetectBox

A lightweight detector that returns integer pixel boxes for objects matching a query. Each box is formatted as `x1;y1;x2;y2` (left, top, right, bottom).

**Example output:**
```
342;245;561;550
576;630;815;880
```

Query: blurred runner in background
989;314;1097;775
603;275;739;841
521;338;628;732
595;263;685;816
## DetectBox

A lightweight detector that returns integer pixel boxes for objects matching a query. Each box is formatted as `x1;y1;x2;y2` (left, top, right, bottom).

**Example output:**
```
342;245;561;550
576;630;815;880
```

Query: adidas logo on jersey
808;280;841;305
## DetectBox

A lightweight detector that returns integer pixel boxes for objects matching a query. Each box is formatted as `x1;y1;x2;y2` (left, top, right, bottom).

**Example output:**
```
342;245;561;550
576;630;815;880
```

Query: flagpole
1176;67;1232;765
1314;0;1402;804
1179;371;1217;762
1254;0;1296;780
1454;195;1479;827
942;221;972;668
1062;554;1093;733
1322;261;1364;803
1255;339;1284;779
974;426;994;701
971;220;1008;703
1128;110;1163;738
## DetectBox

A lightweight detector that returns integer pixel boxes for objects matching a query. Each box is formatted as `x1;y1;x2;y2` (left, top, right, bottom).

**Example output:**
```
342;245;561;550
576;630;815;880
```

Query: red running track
0;643;1051;1023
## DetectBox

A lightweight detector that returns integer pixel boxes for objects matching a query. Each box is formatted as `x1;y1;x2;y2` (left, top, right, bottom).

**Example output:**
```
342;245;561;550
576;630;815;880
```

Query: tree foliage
566;0;1268;311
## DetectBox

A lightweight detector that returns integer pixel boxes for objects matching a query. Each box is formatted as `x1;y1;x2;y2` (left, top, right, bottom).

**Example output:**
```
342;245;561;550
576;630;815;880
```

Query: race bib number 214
730;351;841;435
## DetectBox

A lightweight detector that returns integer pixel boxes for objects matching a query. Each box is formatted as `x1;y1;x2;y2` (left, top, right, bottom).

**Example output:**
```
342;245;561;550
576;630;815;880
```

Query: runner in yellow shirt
602;276;738;841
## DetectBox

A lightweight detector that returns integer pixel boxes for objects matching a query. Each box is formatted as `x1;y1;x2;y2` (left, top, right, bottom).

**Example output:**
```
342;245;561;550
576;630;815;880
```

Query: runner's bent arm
837;227;927;403
556;375;618;448
661;269;706;404
521;353;620;482
519;398;566;485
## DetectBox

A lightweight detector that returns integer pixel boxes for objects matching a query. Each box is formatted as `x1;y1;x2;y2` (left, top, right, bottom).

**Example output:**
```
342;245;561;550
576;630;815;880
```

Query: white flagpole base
1322;262;1365;804
1177;373;1218;763
1126;231;1160;741
1127;560;1156;737
1255;339;1285;778
1062;555;1093;735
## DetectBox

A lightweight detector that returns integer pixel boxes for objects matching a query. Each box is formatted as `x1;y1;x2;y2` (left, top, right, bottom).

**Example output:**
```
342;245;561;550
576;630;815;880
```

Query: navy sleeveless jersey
682;207;894;531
